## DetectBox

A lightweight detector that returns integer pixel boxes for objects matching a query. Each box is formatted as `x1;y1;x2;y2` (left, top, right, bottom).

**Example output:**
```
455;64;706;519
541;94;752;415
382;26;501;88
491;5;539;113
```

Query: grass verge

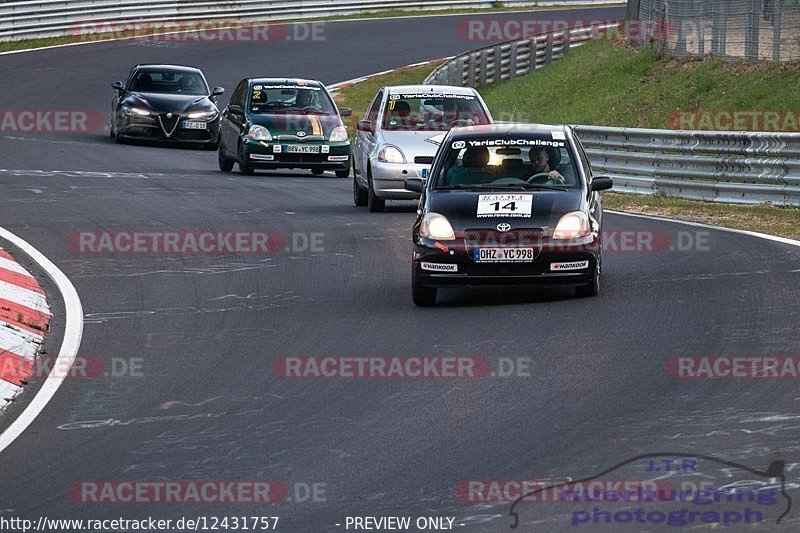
605;193;800;241
479;38;800;128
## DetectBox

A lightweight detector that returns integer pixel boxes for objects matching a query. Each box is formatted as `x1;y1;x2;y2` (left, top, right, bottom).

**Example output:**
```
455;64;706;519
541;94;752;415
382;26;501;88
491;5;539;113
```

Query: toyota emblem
297;131;307;137
166;112;173;119
497;223;511;232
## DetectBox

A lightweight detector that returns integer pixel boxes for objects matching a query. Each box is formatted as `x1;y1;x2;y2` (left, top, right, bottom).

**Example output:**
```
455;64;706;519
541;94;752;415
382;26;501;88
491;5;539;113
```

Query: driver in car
295;90;320;111
528;146;565;184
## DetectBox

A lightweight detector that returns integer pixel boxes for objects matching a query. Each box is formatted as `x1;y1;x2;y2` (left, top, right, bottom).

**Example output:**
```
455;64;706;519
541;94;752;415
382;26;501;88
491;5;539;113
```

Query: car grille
463;228;544;249
414;156;434;164
158;114;181;137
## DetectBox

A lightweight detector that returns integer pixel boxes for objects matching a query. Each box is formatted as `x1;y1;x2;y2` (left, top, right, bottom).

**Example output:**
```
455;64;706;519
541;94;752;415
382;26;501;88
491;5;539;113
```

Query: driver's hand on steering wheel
548;170;566;184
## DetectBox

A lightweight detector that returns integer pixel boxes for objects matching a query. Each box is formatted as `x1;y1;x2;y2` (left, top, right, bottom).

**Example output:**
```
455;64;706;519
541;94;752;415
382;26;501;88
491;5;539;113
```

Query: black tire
238;144;255;175
367;167;385;212
353;174;368;206
109;122;115;139
335;169;350;178
311;168;325;176
218;147;234;172
575;262;600;297
412;267;437;306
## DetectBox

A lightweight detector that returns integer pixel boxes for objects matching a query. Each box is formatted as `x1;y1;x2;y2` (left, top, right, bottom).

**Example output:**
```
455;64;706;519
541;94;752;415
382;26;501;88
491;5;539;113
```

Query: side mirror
212;86;225;96
228;104;244;116
111;81;124;91
591;176;613;192
404;177;424;193
339;107;352;117
357;120;373;133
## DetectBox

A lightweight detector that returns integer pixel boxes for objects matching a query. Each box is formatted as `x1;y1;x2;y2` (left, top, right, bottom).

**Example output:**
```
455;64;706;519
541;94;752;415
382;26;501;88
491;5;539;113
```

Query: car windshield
433;135;581;190
382;92;490;131
130;70;207;95
249;85;337;115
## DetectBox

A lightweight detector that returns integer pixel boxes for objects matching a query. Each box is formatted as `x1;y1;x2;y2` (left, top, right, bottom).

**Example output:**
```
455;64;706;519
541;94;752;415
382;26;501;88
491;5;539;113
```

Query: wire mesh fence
628;0;800;61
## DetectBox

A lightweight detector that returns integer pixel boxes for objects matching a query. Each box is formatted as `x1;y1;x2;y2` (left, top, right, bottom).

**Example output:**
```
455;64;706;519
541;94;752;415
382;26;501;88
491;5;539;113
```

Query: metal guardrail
423;22;619;87
423;21;800;206
575;126;800;206
0;0;620;41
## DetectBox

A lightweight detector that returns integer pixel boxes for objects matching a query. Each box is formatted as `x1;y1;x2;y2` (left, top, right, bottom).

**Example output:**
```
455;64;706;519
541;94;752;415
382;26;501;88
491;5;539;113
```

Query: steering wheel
447;118;472;128
527;172;552;184
300;106;319;112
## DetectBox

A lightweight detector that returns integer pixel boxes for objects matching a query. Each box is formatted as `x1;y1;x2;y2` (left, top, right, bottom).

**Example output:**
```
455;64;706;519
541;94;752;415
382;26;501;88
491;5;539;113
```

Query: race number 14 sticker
477;194;533;218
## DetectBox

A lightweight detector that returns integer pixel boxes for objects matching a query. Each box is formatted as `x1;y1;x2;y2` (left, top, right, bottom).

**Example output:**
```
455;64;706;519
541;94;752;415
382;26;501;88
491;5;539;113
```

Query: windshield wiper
518;184;569;191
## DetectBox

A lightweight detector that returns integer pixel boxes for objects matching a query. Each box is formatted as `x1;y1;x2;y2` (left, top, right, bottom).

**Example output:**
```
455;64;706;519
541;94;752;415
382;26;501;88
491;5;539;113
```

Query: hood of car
426;189;584;231
125;92;215;115
247;113;343;139
379;130;443;158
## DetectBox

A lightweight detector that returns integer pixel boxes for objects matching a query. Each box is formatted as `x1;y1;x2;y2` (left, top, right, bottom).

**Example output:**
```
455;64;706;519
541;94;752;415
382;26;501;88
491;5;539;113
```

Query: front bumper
370;160;429;200
119;115;219;143
413;234;600;288
242;139;350;170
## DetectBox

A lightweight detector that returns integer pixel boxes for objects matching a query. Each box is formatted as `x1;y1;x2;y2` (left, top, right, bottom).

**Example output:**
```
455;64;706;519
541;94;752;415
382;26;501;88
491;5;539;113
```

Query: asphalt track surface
2;5;800;532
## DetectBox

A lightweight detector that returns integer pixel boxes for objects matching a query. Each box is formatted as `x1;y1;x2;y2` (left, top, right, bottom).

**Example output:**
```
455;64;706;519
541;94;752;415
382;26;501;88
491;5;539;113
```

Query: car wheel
367;167;385;212
218;147;234;172
311;169;325;176
335;169;350;178
114;130;126;144
353;174;368;206
109;122;115;139
238;144;255;175
412;267;437;306
575;262;600;297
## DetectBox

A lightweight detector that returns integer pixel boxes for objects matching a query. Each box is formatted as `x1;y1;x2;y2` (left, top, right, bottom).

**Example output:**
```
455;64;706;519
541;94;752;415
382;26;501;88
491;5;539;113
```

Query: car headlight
552;211;591;239
123;106;151;117
246;125;272;141
328;125;348;143
378;145;405;164
187;109;218;120
420;212;456;241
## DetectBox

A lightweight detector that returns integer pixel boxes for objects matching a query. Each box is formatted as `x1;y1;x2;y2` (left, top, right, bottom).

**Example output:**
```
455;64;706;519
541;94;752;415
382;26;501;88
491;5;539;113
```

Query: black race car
218;78;351;176
405;124;613;306
110;64;224;148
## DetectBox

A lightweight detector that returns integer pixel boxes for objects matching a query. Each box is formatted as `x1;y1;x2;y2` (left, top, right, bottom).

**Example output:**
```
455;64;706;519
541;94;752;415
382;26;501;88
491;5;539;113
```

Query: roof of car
135;64;203;73
246;78;324;87
386;85;478;95
449;123;569;138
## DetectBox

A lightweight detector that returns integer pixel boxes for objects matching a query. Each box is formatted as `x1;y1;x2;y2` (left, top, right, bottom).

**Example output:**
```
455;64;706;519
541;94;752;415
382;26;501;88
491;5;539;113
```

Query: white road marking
0;226;84;455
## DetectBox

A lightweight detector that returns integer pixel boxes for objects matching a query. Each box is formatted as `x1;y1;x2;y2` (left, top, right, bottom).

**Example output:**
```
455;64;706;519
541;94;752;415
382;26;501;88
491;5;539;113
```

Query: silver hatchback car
352;85;492;211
